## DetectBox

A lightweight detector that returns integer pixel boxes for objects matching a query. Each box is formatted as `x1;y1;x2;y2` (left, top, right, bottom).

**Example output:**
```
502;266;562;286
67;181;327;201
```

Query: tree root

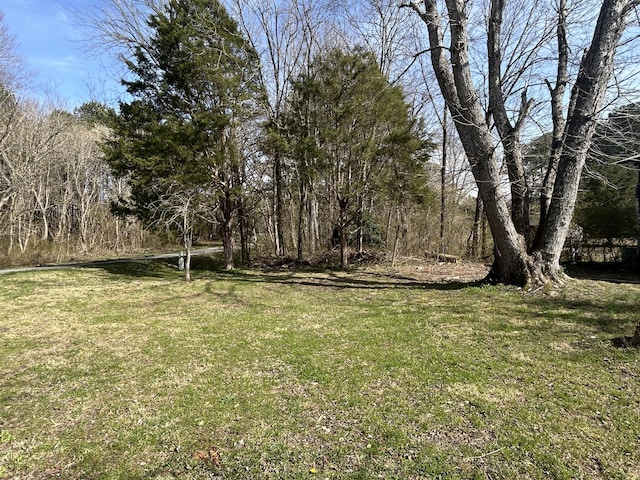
485;250;572;293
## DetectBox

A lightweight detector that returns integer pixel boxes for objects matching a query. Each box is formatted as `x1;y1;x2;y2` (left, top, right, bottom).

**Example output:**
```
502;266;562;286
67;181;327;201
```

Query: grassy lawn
1;259;639;479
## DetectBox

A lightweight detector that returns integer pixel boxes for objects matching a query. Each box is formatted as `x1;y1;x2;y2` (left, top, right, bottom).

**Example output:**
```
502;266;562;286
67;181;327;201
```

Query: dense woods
0;0;639;277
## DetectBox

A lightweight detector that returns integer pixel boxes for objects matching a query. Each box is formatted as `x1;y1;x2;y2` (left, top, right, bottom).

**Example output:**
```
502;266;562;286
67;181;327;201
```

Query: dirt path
0;247;223;275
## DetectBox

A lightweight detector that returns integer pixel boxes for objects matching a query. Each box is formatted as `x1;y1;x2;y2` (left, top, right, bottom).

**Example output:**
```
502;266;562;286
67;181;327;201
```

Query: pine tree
104;0;261;275
283;48;431;267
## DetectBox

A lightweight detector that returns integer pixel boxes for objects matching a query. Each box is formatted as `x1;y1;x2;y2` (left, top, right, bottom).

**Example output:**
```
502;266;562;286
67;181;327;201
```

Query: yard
1;258;639;479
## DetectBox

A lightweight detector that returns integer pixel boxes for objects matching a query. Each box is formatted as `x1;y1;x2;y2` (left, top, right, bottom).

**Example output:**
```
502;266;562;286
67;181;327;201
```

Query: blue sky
2;0;123;109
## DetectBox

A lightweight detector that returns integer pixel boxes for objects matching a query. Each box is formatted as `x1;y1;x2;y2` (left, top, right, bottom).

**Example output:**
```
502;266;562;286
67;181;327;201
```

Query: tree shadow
564;263;640;284
610;336;640;349
68;255;640;352
79;258;179;279
519;285;640;349
74;254;487;291
208;266;486;291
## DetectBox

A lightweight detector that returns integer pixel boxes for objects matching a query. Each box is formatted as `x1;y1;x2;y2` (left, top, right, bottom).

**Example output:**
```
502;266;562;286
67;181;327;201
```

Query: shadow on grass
564;262;640;284
210;266;485;291
76;255;639;346
519;287;640;341
79;258;179;279
83;254;487;290
610;336;640;349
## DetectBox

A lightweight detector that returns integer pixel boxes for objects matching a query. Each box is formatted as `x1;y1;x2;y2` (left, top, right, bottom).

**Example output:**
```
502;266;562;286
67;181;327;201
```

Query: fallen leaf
193;446;221;468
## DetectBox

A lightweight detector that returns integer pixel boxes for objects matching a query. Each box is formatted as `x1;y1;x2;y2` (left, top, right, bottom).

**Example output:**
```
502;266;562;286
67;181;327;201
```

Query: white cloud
31;55;79;72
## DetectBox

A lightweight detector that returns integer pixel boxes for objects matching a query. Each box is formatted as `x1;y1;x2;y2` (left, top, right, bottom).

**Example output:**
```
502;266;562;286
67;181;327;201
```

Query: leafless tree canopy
0;11;30;94
399;0;640;286
0;102;145;265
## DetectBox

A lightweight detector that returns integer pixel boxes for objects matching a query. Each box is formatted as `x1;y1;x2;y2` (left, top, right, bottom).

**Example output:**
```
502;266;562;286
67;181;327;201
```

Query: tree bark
356;194;365;256
440;106;447;255
537;0;633;278
339;198;349;268
468;195;483;259
536;0;568;239
488;0;532;239
391;205;407;267
231;143;249;267
410;0;535;286
238;201;249;266
308;192;318;256
222;221;234;270
406;0;638;287
274;151;286;257
183;231;192;282
220;191;235;270
297;178;306;261
635;165;640;272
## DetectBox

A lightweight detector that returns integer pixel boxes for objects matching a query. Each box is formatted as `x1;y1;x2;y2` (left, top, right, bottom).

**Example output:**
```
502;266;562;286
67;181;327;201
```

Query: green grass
1;260;639;479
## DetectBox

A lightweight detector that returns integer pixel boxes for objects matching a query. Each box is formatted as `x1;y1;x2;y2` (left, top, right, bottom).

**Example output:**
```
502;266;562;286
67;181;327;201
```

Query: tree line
1;0;639;286
0;90;150;266
0;0;478;271
95;0;640;283
102;0;443;277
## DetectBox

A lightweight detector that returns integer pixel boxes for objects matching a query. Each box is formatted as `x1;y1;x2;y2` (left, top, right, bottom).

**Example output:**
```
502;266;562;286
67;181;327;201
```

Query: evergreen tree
283;47;431;267
73;101;115;128
576;104;640;242
104;0;261;275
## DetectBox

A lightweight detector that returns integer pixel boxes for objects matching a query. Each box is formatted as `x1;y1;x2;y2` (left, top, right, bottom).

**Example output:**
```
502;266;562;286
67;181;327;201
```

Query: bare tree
404;0;640;287
0;11;30;93
74;0;164;60
151;185;201;281
0;102;64;253
342;0;417;81
0;13;28;246
227;0;332;259
0;11;142;266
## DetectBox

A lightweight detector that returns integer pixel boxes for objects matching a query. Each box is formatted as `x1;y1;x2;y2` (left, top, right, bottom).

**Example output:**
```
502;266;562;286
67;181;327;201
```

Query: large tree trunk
221;193;235;270
537;0;568;240
636;167;640;269
440;106;447;255
487;0;532;241
536;0;632;278
232;149;249;267
391;205;407;267
339;198;349;268
308;192;318;256
475;151;537;287
406;0;637;287
356;194;365;256
468;195;483;259
238;202;249;267
297;179;306;261
222;222;234;270
411;0;535;286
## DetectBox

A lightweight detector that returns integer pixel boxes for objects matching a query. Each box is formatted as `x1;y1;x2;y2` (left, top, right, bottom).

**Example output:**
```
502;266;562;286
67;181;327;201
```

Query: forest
0;0;638;279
